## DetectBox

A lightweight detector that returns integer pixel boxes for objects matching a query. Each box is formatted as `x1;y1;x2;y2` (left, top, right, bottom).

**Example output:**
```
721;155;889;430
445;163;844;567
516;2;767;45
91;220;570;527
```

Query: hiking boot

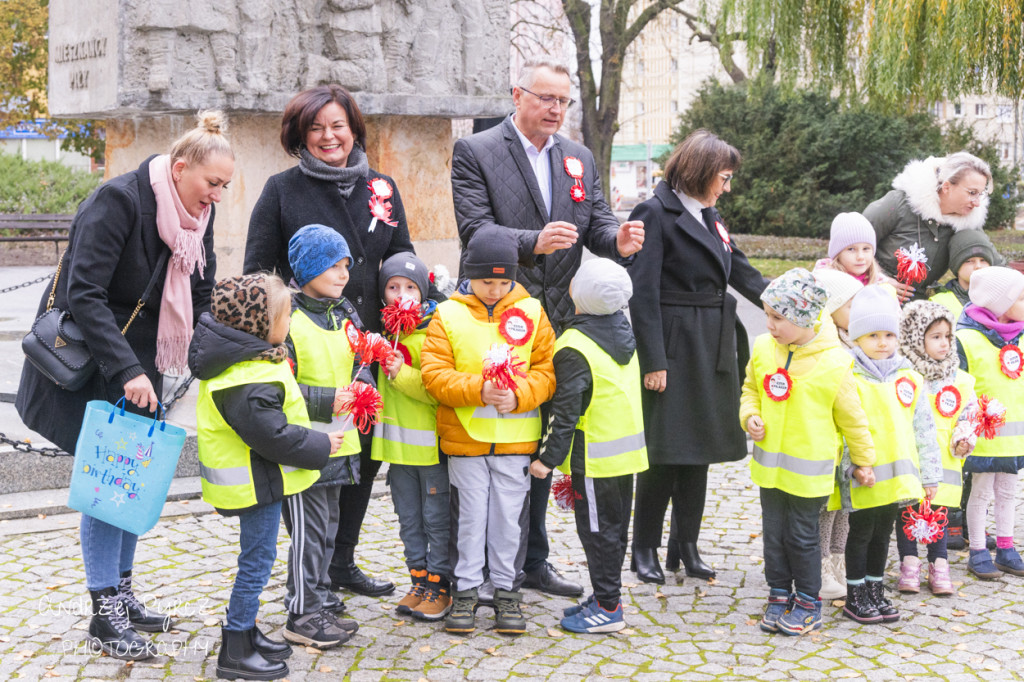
967;549;1003;580
897;556;921;593
396;569;428;615
927;558;954;596
216;627;288;681
283;610;351;648
444;588;478;634
760;588;792;633
866;580;899;622
87;587;155;660
493;589;526;635
994;547;1024;576
841;582;882;624
413;574;451;621
820;557;846;600
323;609;359;634
117;570;171;633
563;593;595;618
560;599;625;633
777;591;822;636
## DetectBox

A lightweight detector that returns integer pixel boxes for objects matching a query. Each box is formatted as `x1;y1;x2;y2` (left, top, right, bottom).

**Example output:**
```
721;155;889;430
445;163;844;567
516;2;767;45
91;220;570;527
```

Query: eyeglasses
519;87;575;109
718;173;734;184
960;185;989;199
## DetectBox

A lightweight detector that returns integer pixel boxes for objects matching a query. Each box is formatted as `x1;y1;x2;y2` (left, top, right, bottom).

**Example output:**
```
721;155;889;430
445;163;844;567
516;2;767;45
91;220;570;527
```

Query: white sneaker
819;556;846;600
830;554;847;584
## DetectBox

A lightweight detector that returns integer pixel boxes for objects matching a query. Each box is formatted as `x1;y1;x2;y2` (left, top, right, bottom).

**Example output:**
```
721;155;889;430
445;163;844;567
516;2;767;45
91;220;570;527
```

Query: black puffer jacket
538;311;636;471
452;116;627;330
188;313;331;516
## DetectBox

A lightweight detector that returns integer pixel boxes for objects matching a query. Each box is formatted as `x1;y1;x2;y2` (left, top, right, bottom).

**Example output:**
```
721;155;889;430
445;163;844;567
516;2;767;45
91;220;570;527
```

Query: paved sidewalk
2;460;1023;681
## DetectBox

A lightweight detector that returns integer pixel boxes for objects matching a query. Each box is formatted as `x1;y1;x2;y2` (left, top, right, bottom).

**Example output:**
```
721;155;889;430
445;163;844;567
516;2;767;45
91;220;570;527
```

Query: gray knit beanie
379;252;430;302
948;229;997;277
571;258;633;315
848;285;901;340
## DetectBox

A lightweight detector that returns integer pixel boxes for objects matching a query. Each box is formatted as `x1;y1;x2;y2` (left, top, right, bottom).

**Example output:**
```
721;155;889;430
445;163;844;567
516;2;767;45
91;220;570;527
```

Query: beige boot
819;555;846;599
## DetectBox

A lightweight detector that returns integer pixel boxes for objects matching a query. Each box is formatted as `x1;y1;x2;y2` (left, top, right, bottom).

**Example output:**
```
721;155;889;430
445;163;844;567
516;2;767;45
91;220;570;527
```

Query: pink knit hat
968;266;1024;317
828;212;876;259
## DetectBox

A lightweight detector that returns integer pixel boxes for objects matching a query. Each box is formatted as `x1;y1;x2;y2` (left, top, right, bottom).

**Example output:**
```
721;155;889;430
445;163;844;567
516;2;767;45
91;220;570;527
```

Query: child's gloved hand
327;431;345;455
853;466;875;487
385;350;404;380
746;416;765;441
482;380;518;413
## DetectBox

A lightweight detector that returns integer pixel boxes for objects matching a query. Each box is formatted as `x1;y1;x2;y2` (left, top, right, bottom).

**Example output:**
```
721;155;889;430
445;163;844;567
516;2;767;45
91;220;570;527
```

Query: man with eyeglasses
451;57;645;600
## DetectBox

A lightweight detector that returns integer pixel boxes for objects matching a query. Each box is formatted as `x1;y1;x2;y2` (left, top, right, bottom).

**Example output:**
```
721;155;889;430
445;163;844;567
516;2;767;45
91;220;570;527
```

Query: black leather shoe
251;626;292;661
679;542;716;580
630;548;665;584
523;561;584;596
216;627;288;681
328;546;395;597
118;570;172;632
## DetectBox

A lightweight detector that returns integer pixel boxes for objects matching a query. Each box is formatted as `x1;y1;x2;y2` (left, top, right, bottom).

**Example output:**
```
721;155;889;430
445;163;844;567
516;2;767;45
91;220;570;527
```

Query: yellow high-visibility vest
371;328;439;465
957;328;1024;459
929;371;975;507
930;289;964;321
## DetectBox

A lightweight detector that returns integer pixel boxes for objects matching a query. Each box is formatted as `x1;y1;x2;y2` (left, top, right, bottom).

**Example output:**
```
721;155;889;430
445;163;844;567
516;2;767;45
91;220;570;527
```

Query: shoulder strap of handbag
47;248;172;335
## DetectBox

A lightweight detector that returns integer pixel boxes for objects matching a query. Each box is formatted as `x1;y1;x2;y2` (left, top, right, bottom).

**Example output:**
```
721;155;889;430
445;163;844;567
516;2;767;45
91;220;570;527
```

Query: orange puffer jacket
420;283;556;456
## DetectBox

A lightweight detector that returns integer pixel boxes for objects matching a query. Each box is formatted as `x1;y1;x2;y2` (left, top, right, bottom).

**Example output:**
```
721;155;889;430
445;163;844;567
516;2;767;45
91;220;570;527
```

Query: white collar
510;114;555;155
674;189;707;222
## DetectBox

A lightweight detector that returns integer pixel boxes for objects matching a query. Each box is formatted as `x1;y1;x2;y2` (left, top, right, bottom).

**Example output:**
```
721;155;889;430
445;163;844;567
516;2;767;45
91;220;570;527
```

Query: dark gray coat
451;116;625;330
16;156;217;452
628;181;766;466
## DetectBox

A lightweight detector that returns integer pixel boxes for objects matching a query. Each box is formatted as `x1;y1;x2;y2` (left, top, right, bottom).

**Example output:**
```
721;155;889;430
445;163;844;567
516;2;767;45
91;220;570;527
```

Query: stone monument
48;0;512;273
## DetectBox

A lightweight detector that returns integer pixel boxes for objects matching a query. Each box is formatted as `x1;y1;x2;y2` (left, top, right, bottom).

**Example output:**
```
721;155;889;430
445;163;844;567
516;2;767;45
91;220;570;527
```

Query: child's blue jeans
80;514;138;591
226;501;282;631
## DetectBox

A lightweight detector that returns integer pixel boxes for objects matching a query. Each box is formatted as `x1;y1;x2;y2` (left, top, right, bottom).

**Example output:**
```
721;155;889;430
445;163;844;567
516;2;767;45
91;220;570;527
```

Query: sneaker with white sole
282;611;351;649
560;599;625;634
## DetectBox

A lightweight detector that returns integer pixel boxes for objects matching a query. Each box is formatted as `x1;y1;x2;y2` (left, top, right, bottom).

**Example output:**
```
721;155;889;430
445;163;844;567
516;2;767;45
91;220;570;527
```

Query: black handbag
22;249;170;391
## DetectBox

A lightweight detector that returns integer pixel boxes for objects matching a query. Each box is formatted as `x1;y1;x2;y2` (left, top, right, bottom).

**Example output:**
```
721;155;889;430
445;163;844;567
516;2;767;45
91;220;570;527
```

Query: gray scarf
299;146;369;199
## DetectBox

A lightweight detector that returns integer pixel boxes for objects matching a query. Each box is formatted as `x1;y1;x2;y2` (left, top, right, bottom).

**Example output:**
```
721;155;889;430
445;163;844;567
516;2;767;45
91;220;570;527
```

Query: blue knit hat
288;224;352;287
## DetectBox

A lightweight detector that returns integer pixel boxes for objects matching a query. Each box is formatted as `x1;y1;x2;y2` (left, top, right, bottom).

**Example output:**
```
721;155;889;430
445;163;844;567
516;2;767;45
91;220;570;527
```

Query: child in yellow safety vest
421;226;556;636
955;267;1024;580
370;252;450;621
281;224;368;649
741;268;874;636
896;301;977;595
835;285;941;625
532;258;648;635
929;229;998;320
189;274;342;680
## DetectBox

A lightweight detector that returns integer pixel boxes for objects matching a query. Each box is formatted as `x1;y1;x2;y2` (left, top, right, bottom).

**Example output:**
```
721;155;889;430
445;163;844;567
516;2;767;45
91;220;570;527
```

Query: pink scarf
965;304;1024;342
149;155;210;374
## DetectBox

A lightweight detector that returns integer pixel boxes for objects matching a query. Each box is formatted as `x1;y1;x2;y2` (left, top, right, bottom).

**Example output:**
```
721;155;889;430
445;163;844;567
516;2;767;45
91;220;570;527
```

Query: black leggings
845;504;897;581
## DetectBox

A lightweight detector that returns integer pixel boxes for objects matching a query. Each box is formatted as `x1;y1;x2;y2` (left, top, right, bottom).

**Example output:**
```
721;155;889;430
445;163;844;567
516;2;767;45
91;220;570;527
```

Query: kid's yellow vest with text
929;371;975;507
371;327;439;465
437;297;542;444
197;360;320;510
748;334;852;498
289;308;361;457
957;328;1024;459
553;328;648;478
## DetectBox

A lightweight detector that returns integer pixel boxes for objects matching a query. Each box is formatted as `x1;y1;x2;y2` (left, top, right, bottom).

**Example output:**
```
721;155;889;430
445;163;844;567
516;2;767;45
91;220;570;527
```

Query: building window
638;59;644;76
1000;142;1012;160
670;58;678;72
954;102;962;116
998;104;1014;122
638;102;645;114
671;100;678;113
670;16;679;30
975;103;987;117
930;102;942;118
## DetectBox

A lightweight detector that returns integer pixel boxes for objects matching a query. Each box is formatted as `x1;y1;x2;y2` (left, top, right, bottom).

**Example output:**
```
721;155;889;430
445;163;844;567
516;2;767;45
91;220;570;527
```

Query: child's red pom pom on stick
551;474;576;511
381;296;423;340
974;394;1007;440
335;381;384;434
894;242;929;303
481;343;527;391
901;499;948;544
353;330;394;368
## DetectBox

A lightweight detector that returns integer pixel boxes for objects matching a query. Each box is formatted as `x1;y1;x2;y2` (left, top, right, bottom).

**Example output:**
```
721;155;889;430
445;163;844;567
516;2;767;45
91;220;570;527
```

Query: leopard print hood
898;299;960;381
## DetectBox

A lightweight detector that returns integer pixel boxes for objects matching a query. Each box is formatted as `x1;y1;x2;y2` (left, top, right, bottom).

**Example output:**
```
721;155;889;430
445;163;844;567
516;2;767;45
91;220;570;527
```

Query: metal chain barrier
0;272;54;295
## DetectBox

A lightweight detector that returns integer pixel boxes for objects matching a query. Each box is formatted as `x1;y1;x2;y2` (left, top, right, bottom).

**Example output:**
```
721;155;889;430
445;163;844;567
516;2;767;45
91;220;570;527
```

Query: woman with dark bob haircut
626;129;766;585
245;84;439;614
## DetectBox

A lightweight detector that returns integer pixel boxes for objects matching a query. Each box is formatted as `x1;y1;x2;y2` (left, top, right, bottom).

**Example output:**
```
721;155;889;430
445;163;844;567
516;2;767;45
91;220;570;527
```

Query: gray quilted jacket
451;116;626;330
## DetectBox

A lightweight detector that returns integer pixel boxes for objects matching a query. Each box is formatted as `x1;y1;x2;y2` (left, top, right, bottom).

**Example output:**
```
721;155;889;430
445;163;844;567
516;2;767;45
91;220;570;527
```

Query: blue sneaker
560;600;625;633
777;591;822;636
760;589;792;633
994;547;1024;576
563;594;595;618
968;549;1002;580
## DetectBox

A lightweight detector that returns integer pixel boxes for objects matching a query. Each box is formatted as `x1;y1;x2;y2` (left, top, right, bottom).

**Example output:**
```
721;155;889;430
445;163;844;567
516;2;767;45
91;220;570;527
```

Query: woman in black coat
628;130;766;584
16;112;232;658
244;84;436;600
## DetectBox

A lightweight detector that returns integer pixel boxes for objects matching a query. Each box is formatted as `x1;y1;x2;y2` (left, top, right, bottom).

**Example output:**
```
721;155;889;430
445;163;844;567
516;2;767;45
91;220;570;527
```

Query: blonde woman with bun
17;110;234;661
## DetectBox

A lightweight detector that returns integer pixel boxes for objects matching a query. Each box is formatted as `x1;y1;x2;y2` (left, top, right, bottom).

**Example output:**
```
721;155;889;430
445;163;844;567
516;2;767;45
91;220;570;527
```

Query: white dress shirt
674;189;709;230
511;114;556;217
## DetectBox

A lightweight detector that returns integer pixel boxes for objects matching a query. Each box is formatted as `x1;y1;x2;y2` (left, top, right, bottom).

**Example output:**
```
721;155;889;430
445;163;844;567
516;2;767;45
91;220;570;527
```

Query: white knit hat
812;269;864;315
571;258;633;315
968;266;1024;317
849;285;902;340
828;212;876;259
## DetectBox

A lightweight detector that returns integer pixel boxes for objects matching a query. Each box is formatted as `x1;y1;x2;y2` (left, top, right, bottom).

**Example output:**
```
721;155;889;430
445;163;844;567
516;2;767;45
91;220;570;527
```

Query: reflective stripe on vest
197;360;319;510
747;334;850;497
850;368;925;508
553;329;647;478
290;309;361;457
371;328;439;465
929;371;974;507
439;297;543;444
957;329;1024;458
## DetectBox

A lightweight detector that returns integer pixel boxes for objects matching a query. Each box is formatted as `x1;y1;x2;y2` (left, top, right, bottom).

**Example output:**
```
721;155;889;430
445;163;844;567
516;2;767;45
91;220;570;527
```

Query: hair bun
197;109;228;135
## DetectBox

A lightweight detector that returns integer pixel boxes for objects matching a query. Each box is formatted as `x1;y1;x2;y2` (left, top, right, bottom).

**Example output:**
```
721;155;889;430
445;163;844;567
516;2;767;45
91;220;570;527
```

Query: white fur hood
891;157;988;232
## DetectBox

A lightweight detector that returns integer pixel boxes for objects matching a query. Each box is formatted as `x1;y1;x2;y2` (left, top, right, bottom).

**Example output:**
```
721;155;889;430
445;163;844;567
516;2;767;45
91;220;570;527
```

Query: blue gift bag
68;398;186;536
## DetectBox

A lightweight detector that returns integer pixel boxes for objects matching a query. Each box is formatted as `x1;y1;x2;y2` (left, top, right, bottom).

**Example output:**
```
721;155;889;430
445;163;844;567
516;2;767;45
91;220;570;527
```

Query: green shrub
666;80;1020;237
0;151;102;214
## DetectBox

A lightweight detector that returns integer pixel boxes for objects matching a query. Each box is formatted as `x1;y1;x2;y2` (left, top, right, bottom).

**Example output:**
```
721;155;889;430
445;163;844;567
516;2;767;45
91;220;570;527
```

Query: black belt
659;288;736;373
659;289;725;307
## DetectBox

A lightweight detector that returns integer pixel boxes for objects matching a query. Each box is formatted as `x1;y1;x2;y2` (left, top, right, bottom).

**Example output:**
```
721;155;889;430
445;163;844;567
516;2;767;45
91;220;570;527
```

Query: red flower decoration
563;156;584;179
335;381;384;434
368;177;393;200
934;385;962;418
894;243;929;303
481;343;528;391
974;394;1007;440
551;474;578;511
895;375;917;407
902;499;948;544
368;195;398;228
352;330;394;367
381;297;423;338
498;307;535;347
762;368;793;402
999;345;1023;379
569;183;586;202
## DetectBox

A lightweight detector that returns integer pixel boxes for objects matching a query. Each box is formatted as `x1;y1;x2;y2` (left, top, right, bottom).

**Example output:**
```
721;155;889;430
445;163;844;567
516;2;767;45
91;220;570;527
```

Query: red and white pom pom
381;296;423;338
551;474;576;511
481;343;528;391
353;331;395;368
894;242;929;301
974;394;1007;440
336;381;384;434
901;499;948;544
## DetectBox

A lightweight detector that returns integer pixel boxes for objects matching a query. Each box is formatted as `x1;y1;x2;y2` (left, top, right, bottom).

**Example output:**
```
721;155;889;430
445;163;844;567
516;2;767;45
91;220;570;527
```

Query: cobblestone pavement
2;461;1023;681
